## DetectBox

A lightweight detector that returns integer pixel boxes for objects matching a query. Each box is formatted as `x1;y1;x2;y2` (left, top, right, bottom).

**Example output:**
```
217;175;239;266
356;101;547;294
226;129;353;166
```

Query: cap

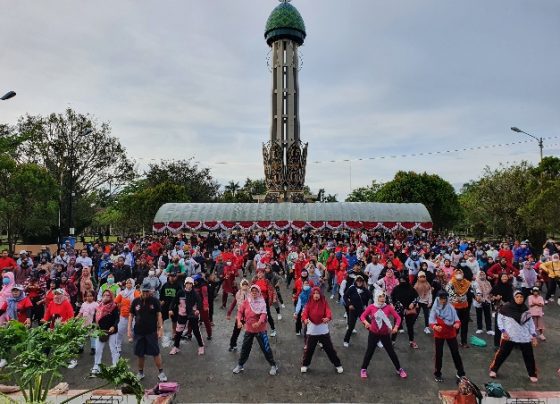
11;285;24;292
513;289;524;297
418;271;426;277
532;286;540;292
185;277;194;284
141;282;153;292
19;250;27;255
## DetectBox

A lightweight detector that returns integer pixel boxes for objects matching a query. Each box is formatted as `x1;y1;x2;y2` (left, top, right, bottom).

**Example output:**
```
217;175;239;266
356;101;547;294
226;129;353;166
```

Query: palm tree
225;181;240;197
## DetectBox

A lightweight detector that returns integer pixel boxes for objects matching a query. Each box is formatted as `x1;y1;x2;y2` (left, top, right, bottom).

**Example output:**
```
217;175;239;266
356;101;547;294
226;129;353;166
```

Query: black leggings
343;309;360;343
361;333;401;370
229;323;242;349
266;302;275;331
416;303;430;328
434;337;465;378
476;302;492;331
174;317;202;348
392;314;416;342
455;307;469;345
302;333;341;367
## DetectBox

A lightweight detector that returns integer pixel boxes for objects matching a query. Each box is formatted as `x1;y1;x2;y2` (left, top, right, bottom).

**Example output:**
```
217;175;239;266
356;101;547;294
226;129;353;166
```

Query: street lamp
1;91;16;100
511;126;543;162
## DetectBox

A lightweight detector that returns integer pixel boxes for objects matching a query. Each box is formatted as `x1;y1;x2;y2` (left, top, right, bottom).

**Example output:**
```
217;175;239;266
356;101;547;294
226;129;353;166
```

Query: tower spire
263;0;308;203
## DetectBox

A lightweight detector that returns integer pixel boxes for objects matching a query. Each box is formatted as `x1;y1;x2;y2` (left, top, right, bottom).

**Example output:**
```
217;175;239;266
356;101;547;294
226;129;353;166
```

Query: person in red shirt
326;252;339;293
252;269;278;337
0;285;33;326
221;261;239;309
498;244;514;267
0;250;17;271
487;258;518;284
429;290;465;383
42;288;74;328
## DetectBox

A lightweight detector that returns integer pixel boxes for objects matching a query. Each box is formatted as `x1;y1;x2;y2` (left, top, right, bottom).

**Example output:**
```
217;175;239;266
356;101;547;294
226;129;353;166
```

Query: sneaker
529;376;538;383
169;347;180;355
228;346;237;352
539;334;546;341
409;341;419;349
136;371;145;380
489;371;497;378
377;341;383;349
398;368;408;378
67;360;78;369
343;312;347;319
352;329;357;334
343;342;349;348
330;295;334;299
90;348;96;356
277;314;282;321
434;375;444;383
399;329;405;334
158;372;167;382
548;298;554;302
198;346;205;355
476;329;484;334
360;369;368;379
207;336;212;341
336;366;344;374
487;330;495;336
557;298;560;306
424;327;431;334
301;366;308;373
90;367;100;377
296;331;301;336
270;330;277;337
281;304;286;308
233;365;244;374
269;365;278;376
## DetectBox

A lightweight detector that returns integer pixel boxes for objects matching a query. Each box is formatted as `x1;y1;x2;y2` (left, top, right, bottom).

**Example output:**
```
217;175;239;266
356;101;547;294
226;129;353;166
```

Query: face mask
226;262;232;266
2;278;10;286
107;278;115;284
455;274;463;281
303;285;311;291
148;271;155;277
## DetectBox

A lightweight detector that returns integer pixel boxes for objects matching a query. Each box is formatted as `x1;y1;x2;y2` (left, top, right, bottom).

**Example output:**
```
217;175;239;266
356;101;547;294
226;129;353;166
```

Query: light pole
66;127;93;242
511;127;543;162
1;91;16;100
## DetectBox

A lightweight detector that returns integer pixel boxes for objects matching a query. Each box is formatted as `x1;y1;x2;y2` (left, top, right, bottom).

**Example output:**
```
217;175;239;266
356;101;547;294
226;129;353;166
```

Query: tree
145;159;219;202
317;189;338;202
224;181;241;198
346;174;460;230
458;162;534;238
0;156;58;253
345;181;383;202
16;108;135;235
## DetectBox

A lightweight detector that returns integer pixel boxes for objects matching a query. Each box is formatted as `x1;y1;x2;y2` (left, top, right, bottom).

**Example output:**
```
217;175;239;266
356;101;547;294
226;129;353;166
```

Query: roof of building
153;202;433;232
265;2;306;46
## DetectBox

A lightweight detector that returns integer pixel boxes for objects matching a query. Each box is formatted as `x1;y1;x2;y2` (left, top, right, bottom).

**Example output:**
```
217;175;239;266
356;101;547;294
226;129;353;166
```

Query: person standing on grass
128;282;167;382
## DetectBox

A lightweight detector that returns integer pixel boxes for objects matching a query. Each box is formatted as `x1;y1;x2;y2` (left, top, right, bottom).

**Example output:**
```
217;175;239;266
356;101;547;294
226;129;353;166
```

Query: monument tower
263;0;308;203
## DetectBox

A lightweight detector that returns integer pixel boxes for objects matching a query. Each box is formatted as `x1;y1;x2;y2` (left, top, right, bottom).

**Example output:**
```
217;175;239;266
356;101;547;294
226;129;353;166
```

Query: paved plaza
63;284;560;403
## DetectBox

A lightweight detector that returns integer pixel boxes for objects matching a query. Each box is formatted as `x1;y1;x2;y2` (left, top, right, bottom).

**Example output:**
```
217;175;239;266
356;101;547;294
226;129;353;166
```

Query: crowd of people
0;230;559;385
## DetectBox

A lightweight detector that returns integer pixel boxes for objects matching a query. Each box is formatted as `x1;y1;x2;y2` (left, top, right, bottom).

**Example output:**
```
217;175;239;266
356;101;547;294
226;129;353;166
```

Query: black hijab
500;293;530;324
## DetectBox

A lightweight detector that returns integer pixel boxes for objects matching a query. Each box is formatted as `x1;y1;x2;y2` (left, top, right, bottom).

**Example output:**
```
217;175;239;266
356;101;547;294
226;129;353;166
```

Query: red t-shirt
1;297;33;323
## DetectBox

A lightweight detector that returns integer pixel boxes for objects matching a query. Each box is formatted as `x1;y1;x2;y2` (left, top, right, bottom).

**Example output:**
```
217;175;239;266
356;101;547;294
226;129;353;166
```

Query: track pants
238;331;276;367
361;333;401;370
434;337;465;378
302;333;341;367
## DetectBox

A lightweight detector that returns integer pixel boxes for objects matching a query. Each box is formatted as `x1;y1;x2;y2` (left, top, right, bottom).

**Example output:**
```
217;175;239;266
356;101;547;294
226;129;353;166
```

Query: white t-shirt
364;263;384;285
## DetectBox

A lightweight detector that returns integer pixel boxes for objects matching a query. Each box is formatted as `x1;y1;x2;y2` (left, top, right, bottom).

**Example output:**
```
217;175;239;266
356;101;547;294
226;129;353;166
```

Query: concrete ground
62;284;560;403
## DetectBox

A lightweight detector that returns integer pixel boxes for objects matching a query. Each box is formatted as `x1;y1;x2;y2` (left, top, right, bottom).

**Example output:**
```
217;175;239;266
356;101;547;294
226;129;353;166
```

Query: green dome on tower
265;1;306;46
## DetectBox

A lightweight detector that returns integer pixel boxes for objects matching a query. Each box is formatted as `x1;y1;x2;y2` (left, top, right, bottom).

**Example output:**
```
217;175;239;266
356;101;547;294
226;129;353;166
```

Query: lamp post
1;91;16;101
65;127;93;244
511;127;543;162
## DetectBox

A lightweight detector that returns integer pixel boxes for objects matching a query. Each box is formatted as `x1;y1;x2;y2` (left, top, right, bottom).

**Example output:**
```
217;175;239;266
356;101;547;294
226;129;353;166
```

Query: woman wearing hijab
91;290;120;376
489;290;539;383
294;279;312;336
429;290;465;383
391;274;420;349
375;268;399;300
233;285;278;376
0;272;16;325
446;268;472;347
517;261;538;298
300;287;343;374
42;288;74;328
472;271;493;335
114;278;141;353
0;285;33;326
227;279;250;351
169;277;204;356
414;271;433;334
78;266;95;304
491;273;514;348
359;290;407;379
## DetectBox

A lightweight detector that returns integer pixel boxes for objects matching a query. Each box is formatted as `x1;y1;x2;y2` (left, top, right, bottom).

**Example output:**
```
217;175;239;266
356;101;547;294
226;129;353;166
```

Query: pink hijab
248;285;267;314
0;272;15;303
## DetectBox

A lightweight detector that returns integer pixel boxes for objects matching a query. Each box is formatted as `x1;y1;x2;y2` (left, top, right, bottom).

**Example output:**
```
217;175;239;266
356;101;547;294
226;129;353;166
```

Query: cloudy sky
2;0;559;199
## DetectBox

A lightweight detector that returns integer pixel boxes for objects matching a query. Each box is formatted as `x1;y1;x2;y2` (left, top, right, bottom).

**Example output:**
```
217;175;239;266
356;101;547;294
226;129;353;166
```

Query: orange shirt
114;290;141;318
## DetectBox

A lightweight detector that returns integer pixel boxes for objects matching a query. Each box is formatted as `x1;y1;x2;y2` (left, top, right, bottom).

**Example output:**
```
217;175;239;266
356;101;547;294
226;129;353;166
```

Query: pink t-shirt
79;301;99;325
528;295;544;317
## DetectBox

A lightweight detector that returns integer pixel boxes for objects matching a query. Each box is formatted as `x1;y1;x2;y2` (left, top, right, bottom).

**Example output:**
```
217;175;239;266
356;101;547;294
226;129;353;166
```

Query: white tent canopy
153;202;432;232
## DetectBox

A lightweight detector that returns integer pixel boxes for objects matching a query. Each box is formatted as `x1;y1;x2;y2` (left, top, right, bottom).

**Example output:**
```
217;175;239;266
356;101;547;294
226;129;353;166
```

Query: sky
2;0;559;199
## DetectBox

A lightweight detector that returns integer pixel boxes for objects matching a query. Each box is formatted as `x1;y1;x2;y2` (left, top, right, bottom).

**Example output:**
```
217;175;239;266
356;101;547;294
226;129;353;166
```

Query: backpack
484;382;510;398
